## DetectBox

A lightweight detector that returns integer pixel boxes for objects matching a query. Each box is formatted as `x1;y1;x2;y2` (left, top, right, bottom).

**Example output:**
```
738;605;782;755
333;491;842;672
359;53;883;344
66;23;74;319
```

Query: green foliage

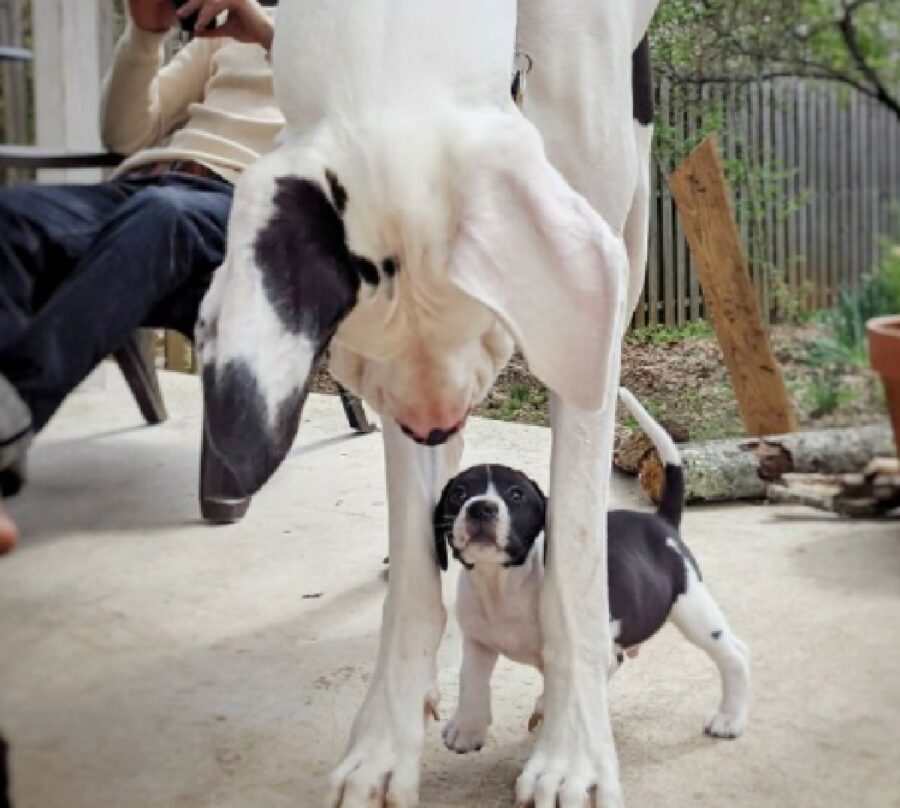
629;319;716;345
800;376;856;418
807;236;900;370
772;268;816;325
489;382;548;425
649;0;900;117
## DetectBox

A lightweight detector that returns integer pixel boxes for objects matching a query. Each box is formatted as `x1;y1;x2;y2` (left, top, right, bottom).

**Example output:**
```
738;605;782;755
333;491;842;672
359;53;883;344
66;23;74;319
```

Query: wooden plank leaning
668;135;797;437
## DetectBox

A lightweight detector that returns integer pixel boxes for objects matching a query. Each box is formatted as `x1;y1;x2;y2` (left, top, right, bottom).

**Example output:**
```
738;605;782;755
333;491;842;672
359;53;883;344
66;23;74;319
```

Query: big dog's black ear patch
255;176;376;335
200;171;377;497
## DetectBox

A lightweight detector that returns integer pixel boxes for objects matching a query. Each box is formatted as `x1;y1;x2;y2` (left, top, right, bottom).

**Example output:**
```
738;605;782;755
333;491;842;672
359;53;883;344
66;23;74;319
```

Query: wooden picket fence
639;77;900;327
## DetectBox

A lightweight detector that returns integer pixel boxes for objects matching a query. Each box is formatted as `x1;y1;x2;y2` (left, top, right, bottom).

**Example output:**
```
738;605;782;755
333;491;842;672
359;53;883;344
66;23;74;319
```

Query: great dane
197;0;660;805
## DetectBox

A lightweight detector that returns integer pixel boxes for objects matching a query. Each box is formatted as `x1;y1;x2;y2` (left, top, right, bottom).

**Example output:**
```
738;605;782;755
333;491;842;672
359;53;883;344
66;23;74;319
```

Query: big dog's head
197;109;627;496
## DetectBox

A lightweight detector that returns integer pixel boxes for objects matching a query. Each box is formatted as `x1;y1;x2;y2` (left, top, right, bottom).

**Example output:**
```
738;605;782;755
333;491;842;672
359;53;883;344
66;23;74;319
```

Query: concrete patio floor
1;369;898;808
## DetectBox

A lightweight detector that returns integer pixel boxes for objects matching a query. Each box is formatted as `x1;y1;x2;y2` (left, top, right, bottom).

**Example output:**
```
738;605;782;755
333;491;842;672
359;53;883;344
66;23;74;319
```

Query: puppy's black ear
432;482;451;572
197;163;377;496
524;474;549;565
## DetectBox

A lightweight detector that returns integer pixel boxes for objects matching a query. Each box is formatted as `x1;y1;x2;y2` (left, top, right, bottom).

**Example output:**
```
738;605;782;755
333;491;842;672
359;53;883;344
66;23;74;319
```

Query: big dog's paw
329;744;421;808
704;709;748;741
442;714;489;754
515;752;623;808
329;690;441;807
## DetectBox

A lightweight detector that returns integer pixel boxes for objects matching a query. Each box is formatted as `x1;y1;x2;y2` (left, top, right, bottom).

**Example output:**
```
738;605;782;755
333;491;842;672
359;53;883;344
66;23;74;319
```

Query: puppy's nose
468;500;498;522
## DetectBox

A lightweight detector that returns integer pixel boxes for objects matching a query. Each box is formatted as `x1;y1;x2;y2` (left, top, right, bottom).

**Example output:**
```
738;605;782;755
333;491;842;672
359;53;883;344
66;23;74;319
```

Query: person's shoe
0;373;32;473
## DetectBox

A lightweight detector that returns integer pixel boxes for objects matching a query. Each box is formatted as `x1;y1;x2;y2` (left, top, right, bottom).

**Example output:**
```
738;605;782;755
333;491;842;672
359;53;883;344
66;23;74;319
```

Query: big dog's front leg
330;418;462;808
517;388;622;808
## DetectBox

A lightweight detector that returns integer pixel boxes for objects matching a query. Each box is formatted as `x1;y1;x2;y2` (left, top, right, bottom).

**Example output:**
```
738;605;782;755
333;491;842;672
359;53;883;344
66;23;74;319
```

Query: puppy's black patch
631;36;653;126
325;169;348;215
607;513;700;649
711;630;723;641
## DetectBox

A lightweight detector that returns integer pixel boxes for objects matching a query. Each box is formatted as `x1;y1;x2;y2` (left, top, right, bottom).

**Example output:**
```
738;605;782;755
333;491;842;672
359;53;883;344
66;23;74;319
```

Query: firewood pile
768;458;900;518
614;424;898;518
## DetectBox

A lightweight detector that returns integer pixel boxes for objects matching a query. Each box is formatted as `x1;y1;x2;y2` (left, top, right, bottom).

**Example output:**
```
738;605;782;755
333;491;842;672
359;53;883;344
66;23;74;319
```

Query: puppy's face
434;465;546;570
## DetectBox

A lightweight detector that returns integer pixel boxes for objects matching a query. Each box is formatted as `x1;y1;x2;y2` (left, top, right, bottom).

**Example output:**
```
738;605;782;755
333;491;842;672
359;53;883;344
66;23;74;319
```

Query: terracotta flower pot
867;314;900;454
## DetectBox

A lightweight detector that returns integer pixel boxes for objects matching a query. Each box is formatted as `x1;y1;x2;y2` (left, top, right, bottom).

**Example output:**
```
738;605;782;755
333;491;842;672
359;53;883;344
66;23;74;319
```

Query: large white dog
197;1;659;805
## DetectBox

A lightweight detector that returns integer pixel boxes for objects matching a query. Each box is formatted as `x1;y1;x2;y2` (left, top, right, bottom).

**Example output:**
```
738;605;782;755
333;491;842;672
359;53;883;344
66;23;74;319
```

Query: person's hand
176;0;275;50
128;0;178;33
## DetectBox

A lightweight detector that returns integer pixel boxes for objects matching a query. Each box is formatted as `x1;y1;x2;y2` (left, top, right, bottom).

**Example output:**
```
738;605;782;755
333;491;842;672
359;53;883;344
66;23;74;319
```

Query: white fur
199;0;661;805
618;387;681;467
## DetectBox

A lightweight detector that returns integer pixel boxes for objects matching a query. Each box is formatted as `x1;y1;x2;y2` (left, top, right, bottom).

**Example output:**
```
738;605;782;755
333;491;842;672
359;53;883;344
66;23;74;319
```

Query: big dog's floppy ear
196;157;373;497
449;121;628;411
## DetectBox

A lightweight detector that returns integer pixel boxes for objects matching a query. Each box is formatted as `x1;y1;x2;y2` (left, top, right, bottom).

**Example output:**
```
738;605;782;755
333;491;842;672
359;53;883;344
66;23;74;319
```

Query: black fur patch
254;177;363;336
607;510;698;648
632;36;654;126
202;360;313;497
658;464;685;528
711;630;723;640
325;169;348;215
254;175;385;338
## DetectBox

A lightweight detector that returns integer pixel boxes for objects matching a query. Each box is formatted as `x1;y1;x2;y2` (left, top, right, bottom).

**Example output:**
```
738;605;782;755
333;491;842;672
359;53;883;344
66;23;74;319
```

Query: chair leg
113;330;167;425
200;418;251;524
338;385;376;433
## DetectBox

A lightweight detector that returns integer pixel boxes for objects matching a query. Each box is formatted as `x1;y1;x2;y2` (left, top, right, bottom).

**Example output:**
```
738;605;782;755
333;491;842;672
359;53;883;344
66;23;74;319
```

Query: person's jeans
0;172;233;434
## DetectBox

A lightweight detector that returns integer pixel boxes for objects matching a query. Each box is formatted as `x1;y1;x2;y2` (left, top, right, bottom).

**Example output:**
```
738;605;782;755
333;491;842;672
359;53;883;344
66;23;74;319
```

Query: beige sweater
100;21;284;184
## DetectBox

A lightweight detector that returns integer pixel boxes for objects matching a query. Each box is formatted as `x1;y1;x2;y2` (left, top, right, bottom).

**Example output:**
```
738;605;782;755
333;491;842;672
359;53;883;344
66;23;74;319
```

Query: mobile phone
171;0;199;33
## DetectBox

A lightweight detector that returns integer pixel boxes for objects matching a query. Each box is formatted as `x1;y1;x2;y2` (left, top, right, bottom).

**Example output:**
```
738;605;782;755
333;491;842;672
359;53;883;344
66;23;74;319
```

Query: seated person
0;0;282;551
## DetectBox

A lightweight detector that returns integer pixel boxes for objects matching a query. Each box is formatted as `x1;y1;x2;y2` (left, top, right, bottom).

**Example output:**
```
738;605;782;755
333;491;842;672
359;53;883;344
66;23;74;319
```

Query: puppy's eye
507;486;525;503
449;485;467;504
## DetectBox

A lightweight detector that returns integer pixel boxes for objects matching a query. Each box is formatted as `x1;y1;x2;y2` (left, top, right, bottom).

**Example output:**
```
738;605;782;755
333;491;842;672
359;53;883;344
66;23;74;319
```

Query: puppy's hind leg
668;572;751;740
443;637;498;753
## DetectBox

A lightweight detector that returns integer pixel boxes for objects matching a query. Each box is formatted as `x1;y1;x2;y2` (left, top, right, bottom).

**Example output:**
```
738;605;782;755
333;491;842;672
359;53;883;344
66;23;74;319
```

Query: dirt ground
461;323;887;440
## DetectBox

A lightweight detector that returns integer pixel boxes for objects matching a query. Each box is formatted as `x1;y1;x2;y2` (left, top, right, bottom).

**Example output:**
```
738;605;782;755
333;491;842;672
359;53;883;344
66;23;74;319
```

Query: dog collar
511;51;533;108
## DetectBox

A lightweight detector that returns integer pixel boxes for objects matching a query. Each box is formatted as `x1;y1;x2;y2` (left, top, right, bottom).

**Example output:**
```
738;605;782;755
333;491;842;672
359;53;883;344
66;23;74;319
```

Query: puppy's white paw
442;714;489;754
705;710;748;740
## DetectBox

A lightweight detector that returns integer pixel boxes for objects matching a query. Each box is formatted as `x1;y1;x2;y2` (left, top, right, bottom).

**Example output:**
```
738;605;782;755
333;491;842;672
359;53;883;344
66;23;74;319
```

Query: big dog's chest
272;0;518;130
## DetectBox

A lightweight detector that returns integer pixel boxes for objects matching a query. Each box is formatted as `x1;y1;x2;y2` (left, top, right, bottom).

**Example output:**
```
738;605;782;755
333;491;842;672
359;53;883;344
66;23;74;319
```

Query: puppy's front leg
517;391;622;808
443;636;498;754
330;418;462;808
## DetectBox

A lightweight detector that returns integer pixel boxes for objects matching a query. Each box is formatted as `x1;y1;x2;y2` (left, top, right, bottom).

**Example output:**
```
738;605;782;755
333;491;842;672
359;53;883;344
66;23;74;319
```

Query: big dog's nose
395;405;468;446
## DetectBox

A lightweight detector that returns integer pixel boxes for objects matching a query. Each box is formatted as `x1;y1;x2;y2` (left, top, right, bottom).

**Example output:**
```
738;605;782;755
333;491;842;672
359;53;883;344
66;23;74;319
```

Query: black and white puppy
433;389;751;754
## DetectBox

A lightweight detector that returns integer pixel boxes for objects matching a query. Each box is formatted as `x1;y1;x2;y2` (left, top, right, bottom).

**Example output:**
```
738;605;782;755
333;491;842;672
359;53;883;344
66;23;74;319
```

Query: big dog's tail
618;387;684;529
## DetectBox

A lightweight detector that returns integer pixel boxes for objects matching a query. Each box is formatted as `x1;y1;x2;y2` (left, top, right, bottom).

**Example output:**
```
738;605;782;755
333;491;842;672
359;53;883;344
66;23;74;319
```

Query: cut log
635;424;895;505
767;458;900;517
